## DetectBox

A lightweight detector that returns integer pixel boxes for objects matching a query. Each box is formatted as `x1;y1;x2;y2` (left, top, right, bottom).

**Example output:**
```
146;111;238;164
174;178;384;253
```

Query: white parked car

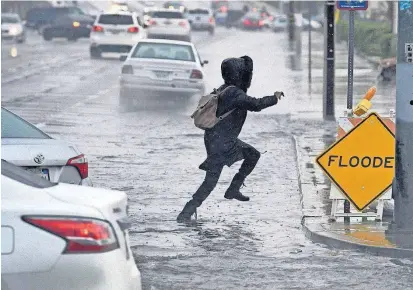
146;9;190;42
90;11;145;59
119;39;207;108
187;8;215;34
1;13;26;43
271;15;287;32
1;107;92;186
1;160;142;290
302;17;322;30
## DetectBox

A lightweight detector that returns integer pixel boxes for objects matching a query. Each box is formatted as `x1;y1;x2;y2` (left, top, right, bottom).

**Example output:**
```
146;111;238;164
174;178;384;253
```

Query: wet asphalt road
2;26;412;289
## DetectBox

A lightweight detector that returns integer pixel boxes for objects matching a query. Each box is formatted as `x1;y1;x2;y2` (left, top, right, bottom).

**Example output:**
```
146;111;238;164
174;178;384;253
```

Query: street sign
316;113;395;211
337;1;368;11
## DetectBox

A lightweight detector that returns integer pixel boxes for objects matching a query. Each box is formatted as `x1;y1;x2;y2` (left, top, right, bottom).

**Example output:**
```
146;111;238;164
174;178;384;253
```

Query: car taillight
209;17;215;24
67;154;88;179
244;19;251;25
92;25;103;32
190;69;203;79
127;26;139;33
23;216;119;253
122;64;133;74
149;20;157;25
259;20;264;26
179;21;187;27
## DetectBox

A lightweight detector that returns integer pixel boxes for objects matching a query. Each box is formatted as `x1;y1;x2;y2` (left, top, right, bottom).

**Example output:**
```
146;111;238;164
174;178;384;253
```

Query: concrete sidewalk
291;30;413;258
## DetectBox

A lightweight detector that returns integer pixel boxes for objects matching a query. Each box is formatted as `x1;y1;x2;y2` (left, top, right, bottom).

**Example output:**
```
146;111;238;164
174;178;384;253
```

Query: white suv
187;8;215;34
90;11;145;59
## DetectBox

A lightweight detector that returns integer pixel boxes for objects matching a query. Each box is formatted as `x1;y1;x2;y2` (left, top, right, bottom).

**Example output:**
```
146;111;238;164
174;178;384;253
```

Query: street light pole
323;0;335;120
393;1;413;231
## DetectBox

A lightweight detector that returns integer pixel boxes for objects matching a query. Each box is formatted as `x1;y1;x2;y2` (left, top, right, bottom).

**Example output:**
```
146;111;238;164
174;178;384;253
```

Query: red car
240;13;264;30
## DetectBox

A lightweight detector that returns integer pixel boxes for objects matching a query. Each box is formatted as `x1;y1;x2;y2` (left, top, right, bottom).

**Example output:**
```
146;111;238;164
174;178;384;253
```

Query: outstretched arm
233;89;279;112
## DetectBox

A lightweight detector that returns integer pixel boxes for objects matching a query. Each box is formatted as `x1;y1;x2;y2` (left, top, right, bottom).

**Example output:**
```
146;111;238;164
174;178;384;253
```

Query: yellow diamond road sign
316;113;395;211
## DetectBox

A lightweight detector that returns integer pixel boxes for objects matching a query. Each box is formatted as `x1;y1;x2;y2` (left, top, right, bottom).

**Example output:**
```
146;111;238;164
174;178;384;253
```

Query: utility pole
288;1;295;42
393;1;413;232
295;1;302;60
323;0;335;120
308;1;313;84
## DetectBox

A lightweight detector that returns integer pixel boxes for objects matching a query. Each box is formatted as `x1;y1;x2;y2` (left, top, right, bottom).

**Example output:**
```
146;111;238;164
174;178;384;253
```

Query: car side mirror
120;55;127;61
143;23;148;28
202;60;209;66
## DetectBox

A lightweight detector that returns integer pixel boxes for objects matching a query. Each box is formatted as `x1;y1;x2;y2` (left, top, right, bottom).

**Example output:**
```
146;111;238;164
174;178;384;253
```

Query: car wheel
16;36;25;43
90;47;101;59
43;29;53;41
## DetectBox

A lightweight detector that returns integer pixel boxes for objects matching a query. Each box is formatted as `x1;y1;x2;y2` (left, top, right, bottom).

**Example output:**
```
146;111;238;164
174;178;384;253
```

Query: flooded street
2;21;412;290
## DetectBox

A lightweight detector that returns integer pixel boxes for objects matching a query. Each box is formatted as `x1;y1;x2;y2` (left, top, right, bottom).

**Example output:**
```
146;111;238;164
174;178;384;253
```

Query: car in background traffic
1;13;26;43
302;17;322;31
271;14;287;32
211;0;228;11
90;11;145;59
213;9;227;26
146;9;190;42
1;160;142;290
187;8;215;34
142;7;158;28
163;1;186;13
240;12;264;30
119;39;207;109
26;6;94;40
1;107;92;186
109;0;129;12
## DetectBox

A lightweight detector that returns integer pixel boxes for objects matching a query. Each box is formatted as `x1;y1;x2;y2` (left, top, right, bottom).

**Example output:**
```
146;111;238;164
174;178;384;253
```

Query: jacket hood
221;56;253;92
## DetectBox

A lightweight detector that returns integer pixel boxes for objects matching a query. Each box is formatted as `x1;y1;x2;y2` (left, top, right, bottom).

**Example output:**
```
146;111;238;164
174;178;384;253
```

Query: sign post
336;1;368;221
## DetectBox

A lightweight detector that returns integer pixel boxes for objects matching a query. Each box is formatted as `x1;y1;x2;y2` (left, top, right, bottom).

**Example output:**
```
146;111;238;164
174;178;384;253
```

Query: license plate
153;71;171;78
108;29;122;34
26;167;50;180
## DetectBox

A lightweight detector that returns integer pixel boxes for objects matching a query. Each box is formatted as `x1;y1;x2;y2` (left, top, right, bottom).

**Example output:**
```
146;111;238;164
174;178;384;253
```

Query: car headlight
9;26;21;35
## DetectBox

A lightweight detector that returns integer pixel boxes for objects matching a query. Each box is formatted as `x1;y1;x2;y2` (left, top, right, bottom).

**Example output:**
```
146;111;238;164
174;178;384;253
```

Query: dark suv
26;6;94;41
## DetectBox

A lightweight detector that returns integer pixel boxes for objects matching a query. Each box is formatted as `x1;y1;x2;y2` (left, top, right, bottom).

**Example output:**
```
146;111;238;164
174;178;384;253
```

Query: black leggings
192;147;260;207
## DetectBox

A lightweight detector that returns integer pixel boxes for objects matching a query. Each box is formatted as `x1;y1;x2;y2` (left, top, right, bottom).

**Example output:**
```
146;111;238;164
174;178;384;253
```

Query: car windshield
188;9;209;15
1;16;20;24
151;11;183;19
132;43;195;62
98;14;134;25
1;108;51;139
1;160;57;189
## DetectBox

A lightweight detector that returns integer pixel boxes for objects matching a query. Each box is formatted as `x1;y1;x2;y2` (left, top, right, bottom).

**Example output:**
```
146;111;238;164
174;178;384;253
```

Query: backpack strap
217;85;237;120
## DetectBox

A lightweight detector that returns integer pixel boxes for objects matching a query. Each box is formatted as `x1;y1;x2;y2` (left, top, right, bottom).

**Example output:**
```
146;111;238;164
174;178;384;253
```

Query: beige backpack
191;86;236;130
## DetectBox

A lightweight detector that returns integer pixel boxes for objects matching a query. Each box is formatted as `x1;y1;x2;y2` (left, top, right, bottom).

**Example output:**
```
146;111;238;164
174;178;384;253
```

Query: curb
302;219;413;259
292;133;413;259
